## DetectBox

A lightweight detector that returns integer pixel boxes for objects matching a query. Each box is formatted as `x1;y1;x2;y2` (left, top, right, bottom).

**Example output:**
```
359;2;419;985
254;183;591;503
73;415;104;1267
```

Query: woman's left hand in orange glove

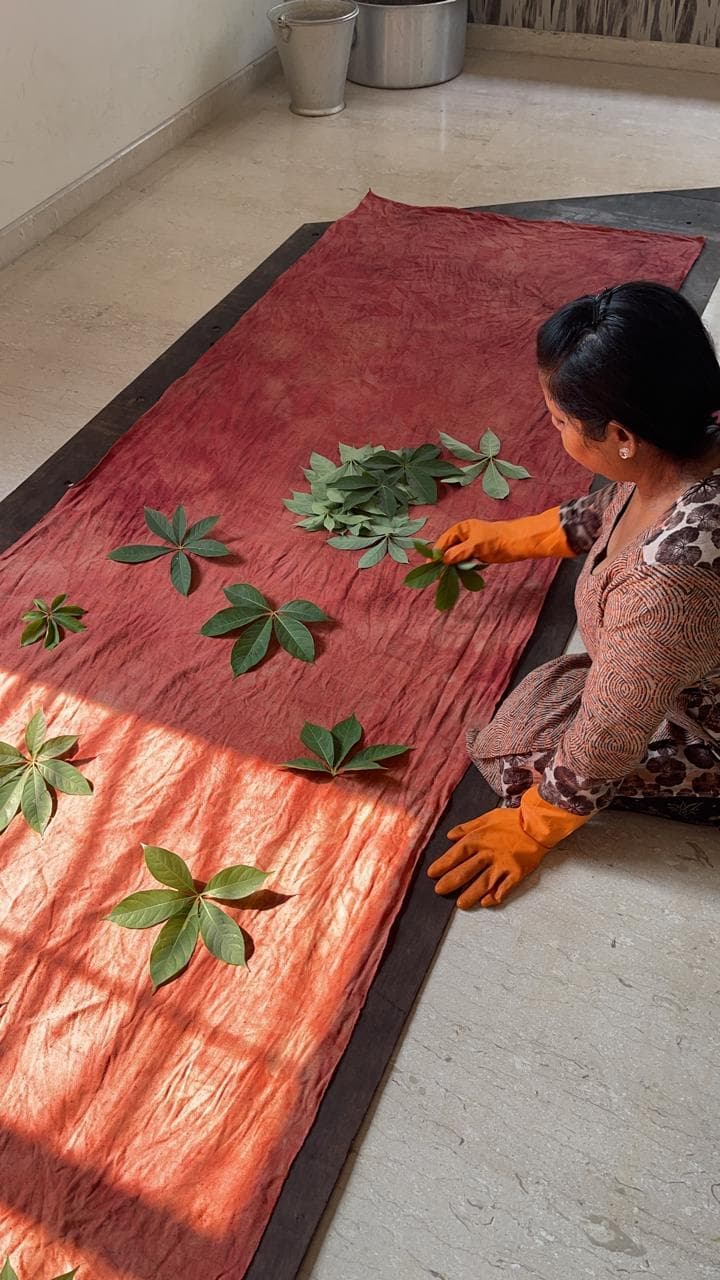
427;785;590;908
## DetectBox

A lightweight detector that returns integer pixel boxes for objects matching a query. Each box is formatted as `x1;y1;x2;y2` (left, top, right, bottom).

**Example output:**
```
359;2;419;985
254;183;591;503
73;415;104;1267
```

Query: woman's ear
606;420;637;461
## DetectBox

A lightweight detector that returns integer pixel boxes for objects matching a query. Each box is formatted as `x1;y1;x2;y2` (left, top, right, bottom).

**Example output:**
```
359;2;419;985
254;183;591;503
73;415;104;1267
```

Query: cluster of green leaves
285;443;463;568
201;584;330;675
440;431;530;499
20;594;86;650
108;505;229;595
283;715;409;776
328;515;427;568
405;541;485;612
331;445;463;514
109;845;269;988
1;1260;76;1280
0;711;92;836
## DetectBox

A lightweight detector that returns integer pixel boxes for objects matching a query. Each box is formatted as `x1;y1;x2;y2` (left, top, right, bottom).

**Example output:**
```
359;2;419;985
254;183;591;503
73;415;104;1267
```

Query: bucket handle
276;13;292;42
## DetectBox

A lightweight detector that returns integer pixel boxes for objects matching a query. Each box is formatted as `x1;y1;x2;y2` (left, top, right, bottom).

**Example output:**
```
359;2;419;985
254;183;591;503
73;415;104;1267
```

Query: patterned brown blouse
469;472;720;818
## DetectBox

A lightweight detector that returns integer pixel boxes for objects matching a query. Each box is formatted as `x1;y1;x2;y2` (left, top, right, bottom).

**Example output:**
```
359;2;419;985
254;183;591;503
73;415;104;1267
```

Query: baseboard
466;22;720;72
0;47;280;272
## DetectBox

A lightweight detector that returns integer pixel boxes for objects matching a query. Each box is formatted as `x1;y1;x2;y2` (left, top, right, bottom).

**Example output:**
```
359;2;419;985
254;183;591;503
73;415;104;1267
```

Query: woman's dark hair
537;281;720;459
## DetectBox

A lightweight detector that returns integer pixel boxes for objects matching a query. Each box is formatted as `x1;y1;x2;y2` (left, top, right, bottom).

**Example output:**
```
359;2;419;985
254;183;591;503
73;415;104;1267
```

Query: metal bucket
348;0;466;89
268;0;359;116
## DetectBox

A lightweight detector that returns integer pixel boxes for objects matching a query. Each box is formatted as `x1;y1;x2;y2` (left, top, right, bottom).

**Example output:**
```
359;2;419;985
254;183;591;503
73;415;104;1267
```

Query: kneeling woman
429;281;720;909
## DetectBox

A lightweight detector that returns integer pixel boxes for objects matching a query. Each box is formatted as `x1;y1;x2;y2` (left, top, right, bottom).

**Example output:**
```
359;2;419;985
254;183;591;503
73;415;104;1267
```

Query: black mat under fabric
2;189;719;1279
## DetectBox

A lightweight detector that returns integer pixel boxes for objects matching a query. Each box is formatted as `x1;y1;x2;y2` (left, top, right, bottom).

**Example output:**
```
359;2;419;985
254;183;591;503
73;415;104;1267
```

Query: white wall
0;0;273;229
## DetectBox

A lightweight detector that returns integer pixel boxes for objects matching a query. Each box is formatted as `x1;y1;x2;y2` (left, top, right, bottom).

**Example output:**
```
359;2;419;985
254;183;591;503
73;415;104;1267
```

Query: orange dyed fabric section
0;195;701;1277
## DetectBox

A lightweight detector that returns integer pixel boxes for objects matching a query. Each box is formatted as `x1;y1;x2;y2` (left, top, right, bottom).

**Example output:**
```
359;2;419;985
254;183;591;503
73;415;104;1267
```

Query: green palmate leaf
20;617;47;646
439;429;530;497
143;843;196;892
38;759;92;795
109;888;190;930
182;538;229;557
201;605;268;636
21;767;52;834
283;756;331;773
144;506;175;541
0;1260;18;1280
110;506;228;593
170;550;192;596
482;459;510;499
224;583;270;610
25;709;46;756
44;620;61;650
204;586;328;674
204;864;270;900
405;561;445;589
230;616;273;676
37;735;78;760
108;544;174;562
172;504;187;543
359;540;388;569
186;515;219;541
50;593;67;609
278;600;329;623
331;714;363;765
0;775;26;833
273;614;315;663
1;716;91;835
198;899;246;966
150;903;199;989
301;721;336;768
285;717;411;777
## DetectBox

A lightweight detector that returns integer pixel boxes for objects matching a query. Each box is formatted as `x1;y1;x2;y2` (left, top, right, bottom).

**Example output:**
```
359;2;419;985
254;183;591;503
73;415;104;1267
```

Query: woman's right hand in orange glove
434;506;574;565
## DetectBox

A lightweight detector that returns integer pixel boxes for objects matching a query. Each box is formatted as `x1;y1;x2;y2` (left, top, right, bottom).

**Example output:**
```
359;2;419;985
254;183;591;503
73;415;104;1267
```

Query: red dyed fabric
0;195;700;1277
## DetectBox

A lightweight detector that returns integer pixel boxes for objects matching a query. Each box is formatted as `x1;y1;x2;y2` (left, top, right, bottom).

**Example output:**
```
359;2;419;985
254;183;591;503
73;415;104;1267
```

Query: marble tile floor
3;48;720;499
2;45;720;1280
301;285;720;1280
301;813;720;1280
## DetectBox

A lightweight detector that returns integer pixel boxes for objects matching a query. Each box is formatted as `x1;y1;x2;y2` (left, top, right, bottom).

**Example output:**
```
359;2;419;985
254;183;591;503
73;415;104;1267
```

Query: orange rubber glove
434;506;574;565
427;786;589;908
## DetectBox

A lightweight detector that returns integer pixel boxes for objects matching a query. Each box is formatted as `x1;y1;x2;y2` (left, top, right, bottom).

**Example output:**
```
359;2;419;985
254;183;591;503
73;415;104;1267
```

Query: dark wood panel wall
469;0;720;47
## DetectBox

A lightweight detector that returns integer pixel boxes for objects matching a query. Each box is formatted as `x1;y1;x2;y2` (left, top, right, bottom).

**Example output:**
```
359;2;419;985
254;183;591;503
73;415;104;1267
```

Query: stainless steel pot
348;0;467;89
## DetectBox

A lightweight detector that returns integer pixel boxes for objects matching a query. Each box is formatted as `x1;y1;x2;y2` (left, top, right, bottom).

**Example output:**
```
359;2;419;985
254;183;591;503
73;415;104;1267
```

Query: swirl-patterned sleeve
559;483;622;554
539;563;720;816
